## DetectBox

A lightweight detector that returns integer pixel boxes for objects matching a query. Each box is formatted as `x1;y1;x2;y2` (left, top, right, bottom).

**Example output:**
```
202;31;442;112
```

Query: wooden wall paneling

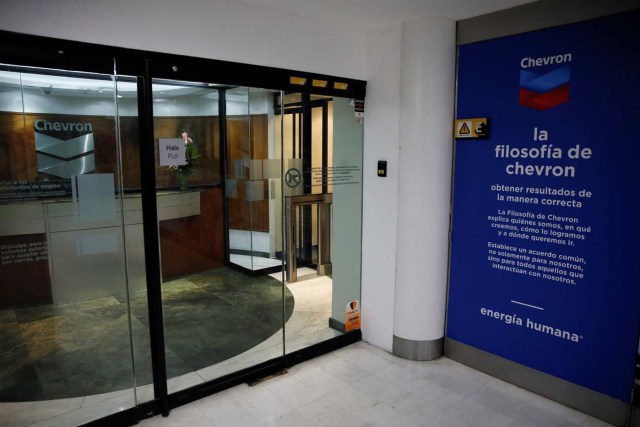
0;111;222;190
226;115;269;232
250;114;268;159
118;116;142;189
0;112;34;181
159;188;225;279
0;234;52;308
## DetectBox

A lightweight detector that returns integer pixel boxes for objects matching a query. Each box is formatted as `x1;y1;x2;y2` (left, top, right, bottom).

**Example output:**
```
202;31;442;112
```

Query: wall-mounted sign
455;118;489;139
34;119;95;179
309;166;361;187
285;168;301;188
352;99;365;122
158;138;186;166
0;181;67;202
345;300;361;332
71;173;115;222
447;10;640;403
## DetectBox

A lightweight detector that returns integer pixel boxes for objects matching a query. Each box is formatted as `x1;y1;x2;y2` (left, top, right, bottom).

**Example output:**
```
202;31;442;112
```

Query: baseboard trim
445;338;630;426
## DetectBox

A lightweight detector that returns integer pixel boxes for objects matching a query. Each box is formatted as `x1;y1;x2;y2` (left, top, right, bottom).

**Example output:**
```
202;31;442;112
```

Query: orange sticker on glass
345;300;361;332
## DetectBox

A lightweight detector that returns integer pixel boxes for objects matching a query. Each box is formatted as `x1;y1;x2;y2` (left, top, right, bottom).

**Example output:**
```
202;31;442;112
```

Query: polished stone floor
0;268;338;427
230;254;283;271
0;267;294;402
141;341;614;427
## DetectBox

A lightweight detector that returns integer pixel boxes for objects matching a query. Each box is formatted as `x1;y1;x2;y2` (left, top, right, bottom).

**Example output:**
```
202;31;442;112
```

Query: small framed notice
158;138;186;166
454;118;489;139
345;300;361;332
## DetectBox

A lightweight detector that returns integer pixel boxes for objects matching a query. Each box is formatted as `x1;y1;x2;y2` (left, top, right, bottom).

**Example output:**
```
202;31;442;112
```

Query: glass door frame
0;28;366;427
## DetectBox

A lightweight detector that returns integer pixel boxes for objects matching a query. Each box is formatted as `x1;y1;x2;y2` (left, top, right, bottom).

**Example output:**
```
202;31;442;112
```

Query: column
392;17;456;360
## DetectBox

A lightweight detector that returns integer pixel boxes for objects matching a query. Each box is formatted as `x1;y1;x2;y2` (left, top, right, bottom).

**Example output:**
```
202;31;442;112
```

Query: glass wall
0;65;144;426
226;87;284;272
222;87;365;357
152;81;288;393
0;50;365;427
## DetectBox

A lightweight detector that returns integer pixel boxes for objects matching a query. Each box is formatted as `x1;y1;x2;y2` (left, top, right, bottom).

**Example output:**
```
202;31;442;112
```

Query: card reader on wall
377;161;387;177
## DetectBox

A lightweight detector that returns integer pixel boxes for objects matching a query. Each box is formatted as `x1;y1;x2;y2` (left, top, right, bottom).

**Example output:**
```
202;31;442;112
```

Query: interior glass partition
226;87;284;272
0;65;143;426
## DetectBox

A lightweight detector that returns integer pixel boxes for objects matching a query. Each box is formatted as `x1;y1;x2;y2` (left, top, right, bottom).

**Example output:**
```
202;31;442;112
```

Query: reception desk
0;191;200;306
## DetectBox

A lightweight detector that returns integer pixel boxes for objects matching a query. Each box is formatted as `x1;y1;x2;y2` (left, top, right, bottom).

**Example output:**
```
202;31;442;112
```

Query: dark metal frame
219;87;231;266
137;65;170;417
0;30;366;98
0;28;366;427
81;330;361;427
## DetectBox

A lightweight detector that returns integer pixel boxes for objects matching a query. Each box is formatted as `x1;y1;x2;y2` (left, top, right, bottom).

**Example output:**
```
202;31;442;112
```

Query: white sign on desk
72;173;115;222
158;138;186;166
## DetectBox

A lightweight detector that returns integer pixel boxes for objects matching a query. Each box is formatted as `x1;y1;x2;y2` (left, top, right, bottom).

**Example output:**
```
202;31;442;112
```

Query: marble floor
0;266;337;427
189;268;340;388
140;340;614;427
0;267;294;402
229;254;284;271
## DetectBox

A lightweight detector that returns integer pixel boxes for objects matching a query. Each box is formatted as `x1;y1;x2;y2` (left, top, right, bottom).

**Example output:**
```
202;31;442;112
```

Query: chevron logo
35;131;95;179
519;65;570;111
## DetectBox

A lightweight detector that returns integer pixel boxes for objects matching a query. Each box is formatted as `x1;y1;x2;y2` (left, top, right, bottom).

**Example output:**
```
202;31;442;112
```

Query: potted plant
169;130;201;190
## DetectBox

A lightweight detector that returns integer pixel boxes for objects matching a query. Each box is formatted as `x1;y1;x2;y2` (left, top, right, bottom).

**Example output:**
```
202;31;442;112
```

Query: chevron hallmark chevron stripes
34;126;96;179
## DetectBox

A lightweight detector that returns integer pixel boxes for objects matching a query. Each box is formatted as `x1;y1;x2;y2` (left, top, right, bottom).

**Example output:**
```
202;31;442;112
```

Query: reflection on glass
154;82;287;393
0;66;140;426
152;83;221;190
0;65;366;425
227;87;284;272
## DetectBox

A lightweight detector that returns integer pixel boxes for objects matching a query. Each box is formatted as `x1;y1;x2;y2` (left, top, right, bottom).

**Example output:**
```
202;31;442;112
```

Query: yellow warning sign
455;118;489;139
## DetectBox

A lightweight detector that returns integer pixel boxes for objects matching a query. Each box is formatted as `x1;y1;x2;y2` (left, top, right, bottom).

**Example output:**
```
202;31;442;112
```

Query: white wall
0;0;367;79
360;24;403;351
360;18;455;352
393;17;455;345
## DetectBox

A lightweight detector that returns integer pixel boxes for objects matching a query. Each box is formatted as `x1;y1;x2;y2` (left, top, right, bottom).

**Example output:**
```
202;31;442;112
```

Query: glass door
150;81;288;393
278;93;364;353
0;65;144;426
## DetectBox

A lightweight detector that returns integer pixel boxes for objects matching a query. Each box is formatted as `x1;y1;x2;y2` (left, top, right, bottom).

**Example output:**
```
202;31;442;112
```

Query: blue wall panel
448;11;640;402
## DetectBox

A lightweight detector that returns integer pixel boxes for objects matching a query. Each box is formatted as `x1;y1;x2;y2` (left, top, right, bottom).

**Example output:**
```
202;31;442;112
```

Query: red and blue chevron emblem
519;66;570;110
